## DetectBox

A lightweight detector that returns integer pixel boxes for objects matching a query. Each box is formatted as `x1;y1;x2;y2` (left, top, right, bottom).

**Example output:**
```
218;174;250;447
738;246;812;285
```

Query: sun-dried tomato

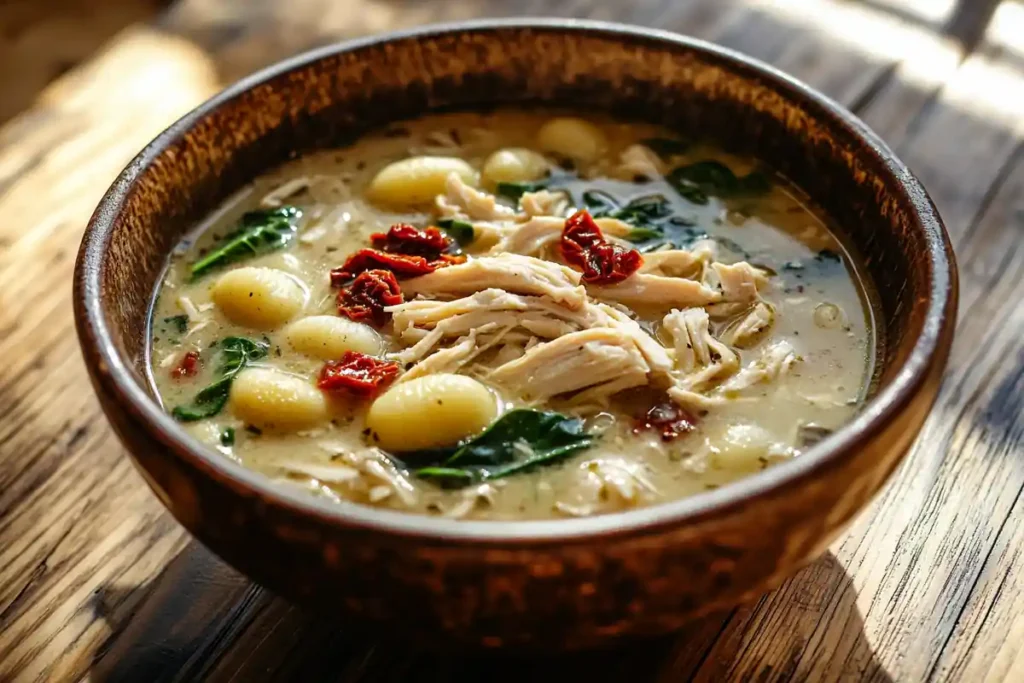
170;351;200;379
633;401;698;441
331;248;465;283
560;210;643;285
371;223;452;257
318;351;400;398
336;269;403;325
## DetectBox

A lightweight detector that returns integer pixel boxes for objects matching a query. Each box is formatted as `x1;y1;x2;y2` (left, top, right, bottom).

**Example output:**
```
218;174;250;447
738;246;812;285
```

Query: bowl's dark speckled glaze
74;20;957;648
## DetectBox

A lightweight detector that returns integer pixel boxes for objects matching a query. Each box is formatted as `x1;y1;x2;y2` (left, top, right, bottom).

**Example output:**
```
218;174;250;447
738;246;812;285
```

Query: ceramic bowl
74;20;957;648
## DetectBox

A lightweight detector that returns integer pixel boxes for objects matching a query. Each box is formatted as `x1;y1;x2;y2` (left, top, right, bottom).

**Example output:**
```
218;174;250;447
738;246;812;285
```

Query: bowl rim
75;18;956;545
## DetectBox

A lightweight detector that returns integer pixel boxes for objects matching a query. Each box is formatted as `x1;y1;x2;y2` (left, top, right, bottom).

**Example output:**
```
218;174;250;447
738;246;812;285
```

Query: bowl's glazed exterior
74;20;957;648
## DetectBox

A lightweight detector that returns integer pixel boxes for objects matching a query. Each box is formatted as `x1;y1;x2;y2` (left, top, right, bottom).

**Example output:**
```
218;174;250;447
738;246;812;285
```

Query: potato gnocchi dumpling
211;267;306;329
367;156;477;207
365;374;498;452
537;117;608;162
482;147;550;187
285;316;384;359
230;368;329;431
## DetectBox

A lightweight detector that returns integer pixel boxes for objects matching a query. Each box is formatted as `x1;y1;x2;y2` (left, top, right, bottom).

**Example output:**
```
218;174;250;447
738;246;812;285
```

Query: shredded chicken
260;177;310;207
724;302;775;347
396;335;479;382
488;215;633;258
719;340;798;393
403;254;587;309
588;272;721;309
436;172;515;221
662;307;739;390
711;261;769;303
281;448;417;507
617;144;664;179
639;241;717;279
488;327;651;404
520;189;572;217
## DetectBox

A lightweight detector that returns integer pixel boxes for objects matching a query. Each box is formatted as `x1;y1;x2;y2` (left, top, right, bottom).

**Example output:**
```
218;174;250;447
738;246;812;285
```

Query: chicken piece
389;288;608;363
403;254;587;309
617;144;665;180
488;328;651;403
596;303;674;377
488;215;633;258
711;261;769;303
488;215;567;257
639;241;717;279
718;340;798;393
436;172;515;221
396;335;479;383
588;272;721;309
662;307;739;390
520;189;572;217
723;302;775;347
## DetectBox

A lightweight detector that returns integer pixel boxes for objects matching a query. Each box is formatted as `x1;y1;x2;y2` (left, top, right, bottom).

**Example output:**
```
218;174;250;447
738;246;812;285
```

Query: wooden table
1;0;1022;680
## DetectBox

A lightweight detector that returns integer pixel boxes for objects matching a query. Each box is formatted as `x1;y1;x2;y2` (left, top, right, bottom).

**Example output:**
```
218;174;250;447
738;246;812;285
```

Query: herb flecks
406;410;595;487
190;206;302;280
172;337;268;421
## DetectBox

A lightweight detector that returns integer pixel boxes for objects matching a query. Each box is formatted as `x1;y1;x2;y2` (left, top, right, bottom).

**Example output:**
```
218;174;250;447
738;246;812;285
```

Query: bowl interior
80;21;953;536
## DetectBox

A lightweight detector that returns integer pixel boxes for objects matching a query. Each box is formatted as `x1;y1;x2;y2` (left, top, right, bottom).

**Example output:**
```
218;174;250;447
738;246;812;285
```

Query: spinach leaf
666;161;771;205
641;137;691;158
162;314;189;334
172;337;269;421
624;226;667;243
190;206;302;280
220;427;236;446
409;410;595;487
495;181;548;202
582;190;620;215
611;194;673;225
435;217;475;246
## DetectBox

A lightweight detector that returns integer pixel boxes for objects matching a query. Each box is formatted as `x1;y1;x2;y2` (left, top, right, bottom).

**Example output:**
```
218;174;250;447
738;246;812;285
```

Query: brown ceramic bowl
74;20;957;648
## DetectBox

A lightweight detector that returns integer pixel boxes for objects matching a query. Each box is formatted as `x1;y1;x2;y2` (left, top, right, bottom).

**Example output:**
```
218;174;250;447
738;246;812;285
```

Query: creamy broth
149;112;875;520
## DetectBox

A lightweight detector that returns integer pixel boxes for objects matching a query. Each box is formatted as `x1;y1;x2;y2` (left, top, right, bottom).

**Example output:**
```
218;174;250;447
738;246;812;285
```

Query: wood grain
0;0;1020;681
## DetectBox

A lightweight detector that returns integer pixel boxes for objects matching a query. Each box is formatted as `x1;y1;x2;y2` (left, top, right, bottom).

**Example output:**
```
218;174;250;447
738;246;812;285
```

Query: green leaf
582;190;620;214
172;337;269;421
495;181;548;202
435;218;475;246
220;427;236;446
624;226;666;243
162;314;189;334
641;137;690;158
408;409;595;487
666;161;771;205
190;206;302;280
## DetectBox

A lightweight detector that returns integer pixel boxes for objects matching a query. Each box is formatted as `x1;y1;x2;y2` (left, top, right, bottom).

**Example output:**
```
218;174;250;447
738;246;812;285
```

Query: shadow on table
88;543;892;682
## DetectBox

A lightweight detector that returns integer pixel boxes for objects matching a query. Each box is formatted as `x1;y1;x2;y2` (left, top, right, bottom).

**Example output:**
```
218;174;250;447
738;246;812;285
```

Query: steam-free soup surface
150;112;875;520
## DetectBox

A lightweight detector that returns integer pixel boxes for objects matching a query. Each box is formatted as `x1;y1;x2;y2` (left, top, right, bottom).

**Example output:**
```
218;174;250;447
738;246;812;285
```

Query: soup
149;112;876;520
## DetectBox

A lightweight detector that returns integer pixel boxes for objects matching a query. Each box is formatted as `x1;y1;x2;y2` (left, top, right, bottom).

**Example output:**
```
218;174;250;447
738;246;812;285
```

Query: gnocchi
536;117;608;162
367;156;477;207
365;374;498;452
481;147;549;187
210;267;306;329
709;424;775;472
285;315;384;359
229;368;329;431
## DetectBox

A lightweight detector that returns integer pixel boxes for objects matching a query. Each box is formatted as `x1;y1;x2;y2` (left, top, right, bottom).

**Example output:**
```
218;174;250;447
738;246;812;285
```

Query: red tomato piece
633;401;698;441
560;210;643;285
170;350;200;379
370;223;452;257
318;351;400;398
336;269;403;325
